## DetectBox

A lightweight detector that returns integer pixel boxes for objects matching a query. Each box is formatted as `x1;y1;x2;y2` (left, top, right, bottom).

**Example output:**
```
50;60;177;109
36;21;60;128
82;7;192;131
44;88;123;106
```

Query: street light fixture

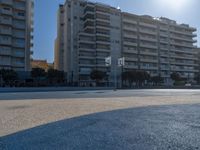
105;56;125;90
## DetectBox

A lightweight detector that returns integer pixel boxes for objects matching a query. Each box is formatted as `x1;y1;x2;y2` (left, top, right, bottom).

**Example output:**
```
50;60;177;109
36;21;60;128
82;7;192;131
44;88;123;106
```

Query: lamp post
105;56;125;90
0;74;2;87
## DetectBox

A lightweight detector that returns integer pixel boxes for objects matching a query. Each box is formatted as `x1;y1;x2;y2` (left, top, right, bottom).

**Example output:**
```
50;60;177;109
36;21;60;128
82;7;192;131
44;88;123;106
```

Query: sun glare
158;0;189;12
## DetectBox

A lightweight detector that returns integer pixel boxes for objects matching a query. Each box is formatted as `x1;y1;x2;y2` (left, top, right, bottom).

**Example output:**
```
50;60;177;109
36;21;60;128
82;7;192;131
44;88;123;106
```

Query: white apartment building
0;0;34;71
55;0;198;86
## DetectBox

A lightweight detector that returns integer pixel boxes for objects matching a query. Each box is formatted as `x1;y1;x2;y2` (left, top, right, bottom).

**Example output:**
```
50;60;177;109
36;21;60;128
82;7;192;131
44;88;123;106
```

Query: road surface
1;89;200;150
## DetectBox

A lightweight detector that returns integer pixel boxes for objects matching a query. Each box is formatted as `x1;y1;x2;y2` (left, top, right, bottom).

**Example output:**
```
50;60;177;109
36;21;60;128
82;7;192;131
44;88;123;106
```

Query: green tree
0;69;18;86
135;71;150;87
47;69;65;84
90;70;106;86
170;72;181;82
194;73;200;84
151;75;163;86
31;68;46;86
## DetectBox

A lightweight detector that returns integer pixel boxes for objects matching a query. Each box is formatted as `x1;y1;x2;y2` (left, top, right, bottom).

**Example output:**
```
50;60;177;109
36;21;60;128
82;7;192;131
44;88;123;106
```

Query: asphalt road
1;89;200;150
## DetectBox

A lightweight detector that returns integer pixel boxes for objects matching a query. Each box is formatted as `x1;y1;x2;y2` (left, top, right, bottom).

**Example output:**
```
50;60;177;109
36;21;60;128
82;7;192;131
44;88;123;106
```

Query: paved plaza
1;89;200;149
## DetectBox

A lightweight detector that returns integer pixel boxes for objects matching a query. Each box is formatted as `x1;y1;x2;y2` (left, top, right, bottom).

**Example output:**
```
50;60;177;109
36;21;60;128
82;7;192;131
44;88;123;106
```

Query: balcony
140;58;158;63
84;11;95;17
123;49;138;54
139;29;157;35
96;32;110;37
0;38;12;45
14;4;26;11
84;3;95;10
79;48;95;52
123;41;137;47
160;33;168;37
1;9;12;16
139;22;157;28
160;46;169;51
125;57;138;62
79;32;95;37
96;48;110;52
140;43;157;49
160;27;168;31
170;48;198;55
170;35;196;43
96;56;109;60
171;68;198;73
0;28;12;35
13;14;25;20
1;0;13;5
79;56;95;60
96;25;110;30
13;52;25;58
0;48;11;56
96;10;110;16
84;26;95;31
96;40;110;45
123;26;137;32
78;39;95;45
160;67;170;71
84;18;95;25
79;63;95;67
123;18;137;25
160;60;170;64
170;41;196;48
170;55;198;60
124;65;138;69
170;29;196;37
170;61;198;66
123;34;137;39
139;36;157;42
96;18;110;23
12;62;25;67
140;51;158;56
0;17;12;25
140;66;158;70
0;61;11;66
160;39;169;44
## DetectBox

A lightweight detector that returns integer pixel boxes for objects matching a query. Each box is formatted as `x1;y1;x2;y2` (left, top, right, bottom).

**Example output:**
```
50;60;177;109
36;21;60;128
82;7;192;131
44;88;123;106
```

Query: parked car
185;83;192;87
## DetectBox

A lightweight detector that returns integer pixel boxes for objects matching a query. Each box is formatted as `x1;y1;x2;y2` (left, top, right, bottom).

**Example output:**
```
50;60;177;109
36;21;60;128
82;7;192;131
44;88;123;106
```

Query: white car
185;83;192;87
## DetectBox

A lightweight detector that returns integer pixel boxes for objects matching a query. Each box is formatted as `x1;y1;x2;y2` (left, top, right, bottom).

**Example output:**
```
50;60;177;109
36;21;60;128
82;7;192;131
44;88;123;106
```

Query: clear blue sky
34;0;200;63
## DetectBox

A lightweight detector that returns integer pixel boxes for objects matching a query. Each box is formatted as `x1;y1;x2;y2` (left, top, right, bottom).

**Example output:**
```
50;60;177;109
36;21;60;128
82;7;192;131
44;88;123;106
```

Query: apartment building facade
0;0;34;71
55;0;198;86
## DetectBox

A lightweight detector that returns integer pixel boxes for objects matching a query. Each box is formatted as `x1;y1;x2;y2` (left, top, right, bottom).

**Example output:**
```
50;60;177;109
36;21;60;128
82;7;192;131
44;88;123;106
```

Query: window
18;12;25;16
3;7;11;10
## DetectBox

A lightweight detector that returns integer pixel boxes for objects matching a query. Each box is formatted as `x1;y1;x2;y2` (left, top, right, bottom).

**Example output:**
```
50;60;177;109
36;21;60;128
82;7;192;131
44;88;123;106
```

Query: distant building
55;0;198;86
0;0;34;71
198;48;200;74
31;59;53;71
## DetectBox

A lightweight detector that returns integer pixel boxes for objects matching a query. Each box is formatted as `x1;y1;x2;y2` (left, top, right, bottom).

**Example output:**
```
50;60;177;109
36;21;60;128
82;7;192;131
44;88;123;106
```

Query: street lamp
105;56;125;90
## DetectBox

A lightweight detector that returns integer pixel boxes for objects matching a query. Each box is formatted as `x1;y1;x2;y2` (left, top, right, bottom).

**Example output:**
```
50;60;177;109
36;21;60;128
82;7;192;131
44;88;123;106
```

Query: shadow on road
1;89;200;101
1;104;200;150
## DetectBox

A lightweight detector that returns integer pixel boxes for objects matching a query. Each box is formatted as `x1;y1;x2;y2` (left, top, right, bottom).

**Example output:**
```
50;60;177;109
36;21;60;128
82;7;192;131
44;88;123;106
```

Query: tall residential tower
55;0;198;86
0;0;34;71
